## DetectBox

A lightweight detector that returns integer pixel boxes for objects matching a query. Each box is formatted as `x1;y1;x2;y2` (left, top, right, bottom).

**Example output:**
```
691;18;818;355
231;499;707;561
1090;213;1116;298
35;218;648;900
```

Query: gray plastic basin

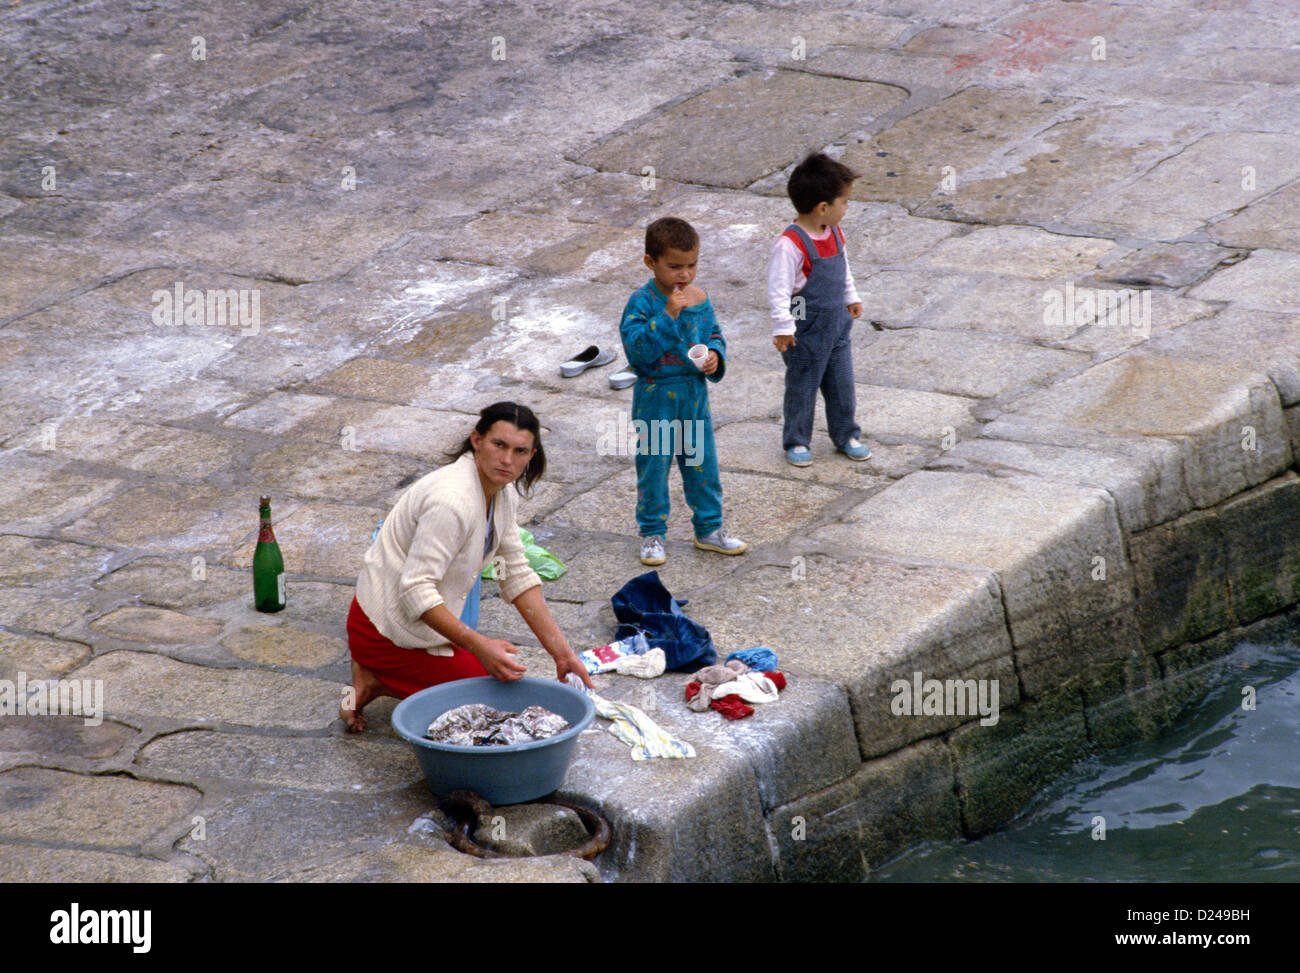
391;676;595;806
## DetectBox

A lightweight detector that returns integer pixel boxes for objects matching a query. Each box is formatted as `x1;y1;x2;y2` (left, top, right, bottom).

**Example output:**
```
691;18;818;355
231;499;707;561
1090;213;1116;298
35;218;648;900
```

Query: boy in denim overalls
767;153;872;467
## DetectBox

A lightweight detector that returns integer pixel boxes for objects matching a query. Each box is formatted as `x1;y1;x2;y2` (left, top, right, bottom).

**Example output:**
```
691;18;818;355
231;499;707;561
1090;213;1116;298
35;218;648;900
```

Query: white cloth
613;647;667;679
710;672;780;704
355;453;541;653
766;225;861;336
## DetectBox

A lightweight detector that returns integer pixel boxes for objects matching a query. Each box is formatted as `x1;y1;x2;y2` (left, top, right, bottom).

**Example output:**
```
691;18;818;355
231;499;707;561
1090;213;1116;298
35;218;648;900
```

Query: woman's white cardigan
355;453;541;654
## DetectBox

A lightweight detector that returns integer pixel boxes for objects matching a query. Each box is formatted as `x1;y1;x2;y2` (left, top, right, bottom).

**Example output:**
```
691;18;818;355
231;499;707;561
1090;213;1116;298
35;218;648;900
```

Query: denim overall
780;224;860;451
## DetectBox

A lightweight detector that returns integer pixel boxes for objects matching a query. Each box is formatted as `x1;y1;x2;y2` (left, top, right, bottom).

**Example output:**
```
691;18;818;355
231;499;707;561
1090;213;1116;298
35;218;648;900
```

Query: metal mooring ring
439;790;611;861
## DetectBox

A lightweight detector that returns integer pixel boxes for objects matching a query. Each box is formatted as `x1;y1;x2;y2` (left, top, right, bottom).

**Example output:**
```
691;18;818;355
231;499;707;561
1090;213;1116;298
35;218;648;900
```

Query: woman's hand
419;603;526;681
473;637;528;682
553;649;595;689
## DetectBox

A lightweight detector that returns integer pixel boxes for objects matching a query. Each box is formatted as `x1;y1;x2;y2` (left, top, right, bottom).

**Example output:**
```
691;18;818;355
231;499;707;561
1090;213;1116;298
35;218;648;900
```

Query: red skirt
346;596;488;698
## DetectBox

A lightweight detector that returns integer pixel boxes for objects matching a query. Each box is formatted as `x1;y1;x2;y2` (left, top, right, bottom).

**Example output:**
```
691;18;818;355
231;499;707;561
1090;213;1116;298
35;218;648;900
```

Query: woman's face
470;420;536;489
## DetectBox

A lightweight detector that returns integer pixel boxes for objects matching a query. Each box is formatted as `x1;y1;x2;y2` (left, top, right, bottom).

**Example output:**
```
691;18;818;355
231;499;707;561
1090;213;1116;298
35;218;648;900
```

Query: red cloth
346;596;487;698
710;695;754;720
763;671;786;691
685;681;701;702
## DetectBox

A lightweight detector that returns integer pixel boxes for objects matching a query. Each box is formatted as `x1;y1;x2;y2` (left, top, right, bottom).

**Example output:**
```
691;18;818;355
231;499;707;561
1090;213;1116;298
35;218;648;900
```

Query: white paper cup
688;344;709;370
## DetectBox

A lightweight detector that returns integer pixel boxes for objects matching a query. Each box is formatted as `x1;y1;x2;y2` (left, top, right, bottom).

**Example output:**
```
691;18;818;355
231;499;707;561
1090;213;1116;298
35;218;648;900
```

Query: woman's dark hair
446;401;546;496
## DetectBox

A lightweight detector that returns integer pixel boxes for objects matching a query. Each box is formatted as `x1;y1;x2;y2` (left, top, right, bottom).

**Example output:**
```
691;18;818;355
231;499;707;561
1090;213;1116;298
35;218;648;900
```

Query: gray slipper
560;345;617;378
608;365;637;390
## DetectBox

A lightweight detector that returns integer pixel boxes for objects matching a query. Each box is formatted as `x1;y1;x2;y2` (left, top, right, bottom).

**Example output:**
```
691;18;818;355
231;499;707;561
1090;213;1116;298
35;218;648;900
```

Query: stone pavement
1;0;1297;881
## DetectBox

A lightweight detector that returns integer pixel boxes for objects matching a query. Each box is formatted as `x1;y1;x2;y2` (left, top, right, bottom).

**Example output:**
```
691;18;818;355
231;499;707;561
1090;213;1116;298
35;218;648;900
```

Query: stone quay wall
560;329;1300;881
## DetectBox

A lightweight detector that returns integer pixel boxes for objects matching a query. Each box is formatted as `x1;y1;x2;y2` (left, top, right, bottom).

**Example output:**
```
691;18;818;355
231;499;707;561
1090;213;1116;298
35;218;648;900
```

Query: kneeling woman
341;401;592;732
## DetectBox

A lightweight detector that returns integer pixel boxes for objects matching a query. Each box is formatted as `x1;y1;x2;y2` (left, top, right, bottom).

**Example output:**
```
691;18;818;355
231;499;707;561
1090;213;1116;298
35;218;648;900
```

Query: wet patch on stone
0;631;92;682
73;651;344;732
90;606;224;645
221;624;348;669
580;71;906;189
0;767;200;852
136;729;419;793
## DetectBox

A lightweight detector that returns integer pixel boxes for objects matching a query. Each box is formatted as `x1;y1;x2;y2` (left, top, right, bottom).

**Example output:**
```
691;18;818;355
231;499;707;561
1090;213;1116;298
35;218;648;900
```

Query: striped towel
567;675;695;760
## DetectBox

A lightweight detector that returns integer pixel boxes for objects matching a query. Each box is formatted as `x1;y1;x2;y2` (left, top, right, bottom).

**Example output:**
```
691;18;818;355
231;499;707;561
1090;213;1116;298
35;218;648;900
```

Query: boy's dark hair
787;153;857;215
645;216;700;258
446;401;546;496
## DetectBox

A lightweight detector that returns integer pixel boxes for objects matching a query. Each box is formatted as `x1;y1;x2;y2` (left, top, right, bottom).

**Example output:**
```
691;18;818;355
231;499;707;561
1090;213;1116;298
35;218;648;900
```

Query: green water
870;641;1300;882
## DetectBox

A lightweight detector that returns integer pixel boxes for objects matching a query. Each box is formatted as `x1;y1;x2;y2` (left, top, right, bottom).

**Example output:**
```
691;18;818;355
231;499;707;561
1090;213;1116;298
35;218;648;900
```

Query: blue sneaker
839;438;872;461
785;446;813;467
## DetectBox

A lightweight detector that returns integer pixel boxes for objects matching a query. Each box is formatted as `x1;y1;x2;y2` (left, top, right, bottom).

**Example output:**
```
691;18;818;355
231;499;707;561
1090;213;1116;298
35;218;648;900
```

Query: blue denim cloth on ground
611;571;716;672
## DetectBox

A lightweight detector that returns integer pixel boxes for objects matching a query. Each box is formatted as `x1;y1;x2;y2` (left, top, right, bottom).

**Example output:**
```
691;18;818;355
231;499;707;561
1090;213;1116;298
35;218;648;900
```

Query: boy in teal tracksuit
619;217;748;567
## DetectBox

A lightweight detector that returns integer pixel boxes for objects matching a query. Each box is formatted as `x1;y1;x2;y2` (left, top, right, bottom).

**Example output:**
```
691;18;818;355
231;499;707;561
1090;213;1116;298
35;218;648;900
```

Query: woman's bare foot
340;660;396;732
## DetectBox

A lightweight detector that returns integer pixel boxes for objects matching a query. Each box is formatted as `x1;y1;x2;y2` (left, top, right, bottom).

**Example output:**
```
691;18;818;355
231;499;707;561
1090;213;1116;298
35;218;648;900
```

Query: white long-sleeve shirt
766;224;861;336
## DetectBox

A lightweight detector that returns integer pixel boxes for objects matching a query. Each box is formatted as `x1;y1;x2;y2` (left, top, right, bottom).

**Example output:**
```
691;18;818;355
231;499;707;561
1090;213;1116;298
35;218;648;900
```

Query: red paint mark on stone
947;5;1120;76
948;22;1076;75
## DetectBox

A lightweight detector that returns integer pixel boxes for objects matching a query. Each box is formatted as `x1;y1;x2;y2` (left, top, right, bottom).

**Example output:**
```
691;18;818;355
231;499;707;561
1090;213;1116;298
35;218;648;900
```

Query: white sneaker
639;535;666;566
694;528;748;556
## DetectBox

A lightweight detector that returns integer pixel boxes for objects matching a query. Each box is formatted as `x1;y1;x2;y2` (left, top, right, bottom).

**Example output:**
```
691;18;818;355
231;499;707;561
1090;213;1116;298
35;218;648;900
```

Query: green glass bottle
253;495;286;612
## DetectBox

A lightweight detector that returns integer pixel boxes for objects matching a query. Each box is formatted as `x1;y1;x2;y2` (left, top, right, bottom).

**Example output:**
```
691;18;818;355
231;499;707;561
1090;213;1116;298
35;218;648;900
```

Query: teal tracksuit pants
633;374;722;538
